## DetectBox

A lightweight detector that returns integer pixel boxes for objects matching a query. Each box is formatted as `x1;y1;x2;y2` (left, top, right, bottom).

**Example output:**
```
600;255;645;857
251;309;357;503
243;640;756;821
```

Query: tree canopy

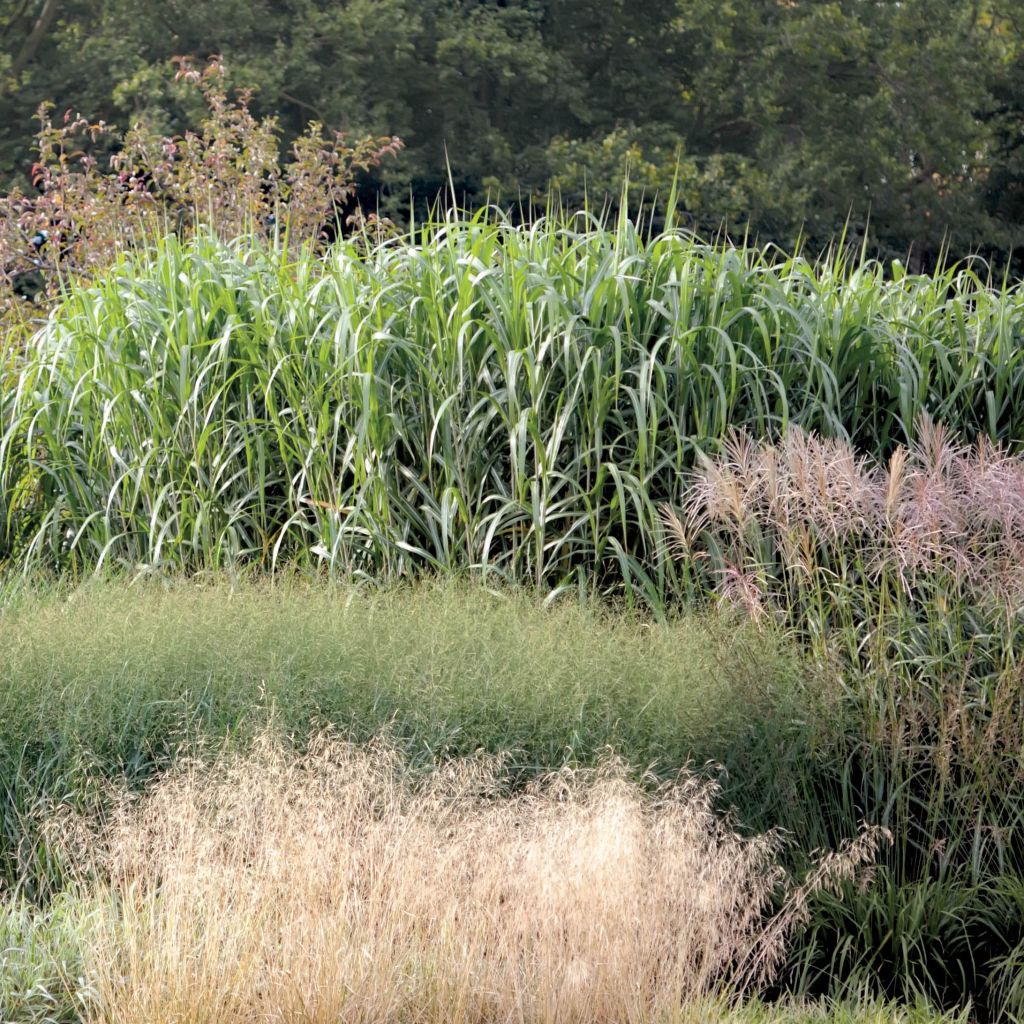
2;0;1021;267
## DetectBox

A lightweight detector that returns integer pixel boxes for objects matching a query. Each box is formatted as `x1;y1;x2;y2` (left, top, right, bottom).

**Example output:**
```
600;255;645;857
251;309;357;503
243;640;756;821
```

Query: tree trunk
10;0;60;79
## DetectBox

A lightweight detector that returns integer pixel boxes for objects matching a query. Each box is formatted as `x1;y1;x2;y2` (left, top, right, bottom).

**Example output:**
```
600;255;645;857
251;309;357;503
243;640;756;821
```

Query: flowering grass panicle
25;734;885;1024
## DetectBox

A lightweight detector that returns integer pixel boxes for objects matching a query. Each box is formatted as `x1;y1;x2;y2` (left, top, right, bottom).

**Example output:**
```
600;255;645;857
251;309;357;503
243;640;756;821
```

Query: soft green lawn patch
0;577;822;905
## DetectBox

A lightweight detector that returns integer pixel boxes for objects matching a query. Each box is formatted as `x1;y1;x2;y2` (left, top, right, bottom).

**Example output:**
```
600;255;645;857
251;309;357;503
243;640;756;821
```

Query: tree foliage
1;0;1021;266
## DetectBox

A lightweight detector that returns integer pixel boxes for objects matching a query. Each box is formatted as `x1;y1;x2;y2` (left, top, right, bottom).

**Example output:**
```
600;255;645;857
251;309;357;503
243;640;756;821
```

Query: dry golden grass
43;733;868;1024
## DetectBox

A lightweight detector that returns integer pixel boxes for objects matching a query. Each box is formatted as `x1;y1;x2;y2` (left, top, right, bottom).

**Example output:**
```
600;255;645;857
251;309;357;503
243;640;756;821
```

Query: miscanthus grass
1;216;1022;598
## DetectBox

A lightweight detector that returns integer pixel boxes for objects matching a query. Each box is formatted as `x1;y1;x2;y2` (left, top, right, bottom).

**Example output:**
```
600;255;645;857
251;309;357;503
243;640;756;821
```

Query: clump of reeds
45;733;879;1024
662;416;1024;807
4;217;1024;593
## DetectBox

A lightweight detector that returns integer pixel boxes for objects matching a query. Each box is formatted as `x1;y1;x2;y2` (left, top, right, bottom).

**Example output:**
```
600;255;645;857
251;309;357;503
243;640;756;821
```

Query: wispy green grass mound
2;217;1022;595
0;580;809;837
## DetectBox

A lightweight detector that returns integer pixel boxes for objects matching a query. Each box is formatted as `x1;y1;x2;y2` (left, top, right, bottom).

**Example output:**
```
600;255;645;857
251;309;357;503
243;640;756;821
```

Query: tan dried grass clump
52;733;852;1024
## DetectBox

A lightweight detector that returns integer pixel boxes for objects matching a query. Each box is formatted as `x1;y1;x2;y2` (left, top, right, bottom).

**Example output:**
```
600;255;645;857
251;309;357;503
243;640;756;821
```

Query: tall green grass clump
2;217;1023;594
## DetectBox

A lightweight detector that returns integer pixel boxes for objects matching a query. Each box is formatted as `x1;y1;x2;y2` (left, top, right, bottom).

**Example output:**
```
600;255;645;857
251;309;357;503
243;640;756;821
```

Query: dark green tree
2;0;1021;267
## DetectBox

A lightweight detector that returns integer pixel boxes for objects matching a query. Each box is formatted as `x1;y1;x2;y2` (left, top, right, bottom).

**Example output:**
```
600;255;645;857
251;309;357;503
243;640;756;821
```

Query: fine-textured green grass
0;577;812;820
0;895;92;1024
2;218;1022;598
